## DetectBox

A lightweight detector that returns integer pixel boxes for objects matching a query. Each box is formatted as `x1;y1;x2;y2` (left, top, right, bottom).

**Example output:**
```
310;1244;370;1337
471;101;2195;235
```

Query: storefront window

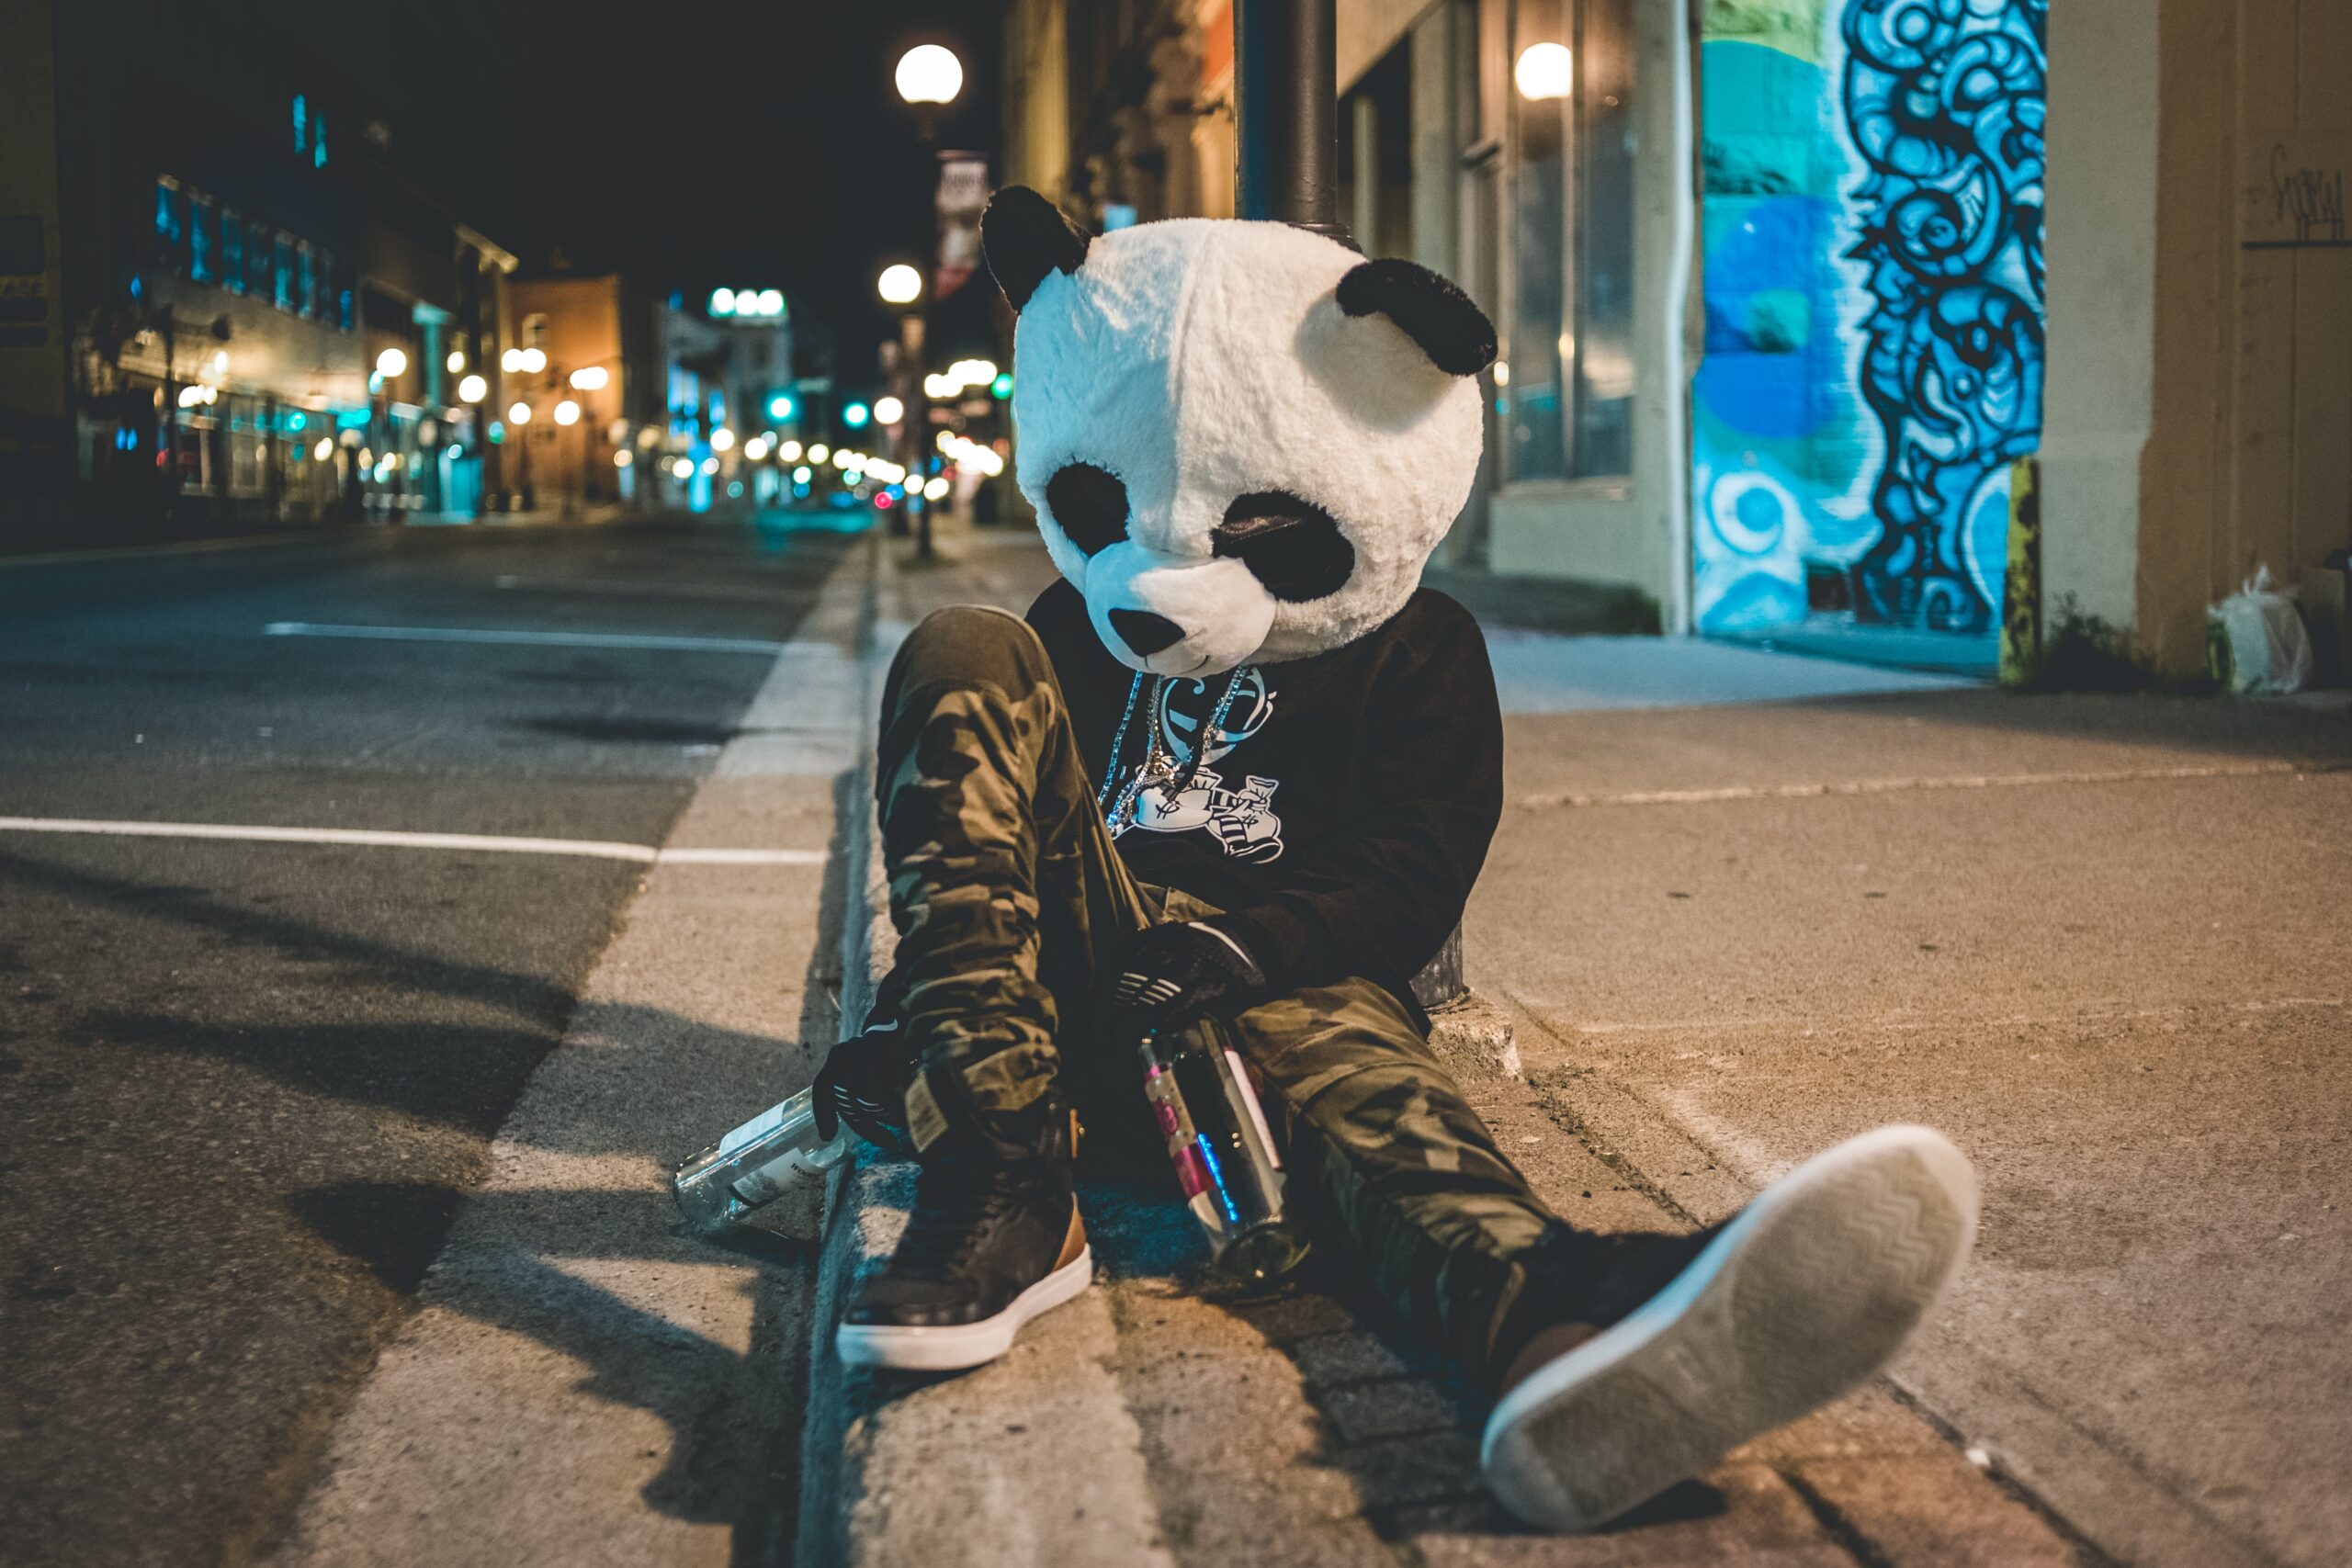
1502;0;1635;482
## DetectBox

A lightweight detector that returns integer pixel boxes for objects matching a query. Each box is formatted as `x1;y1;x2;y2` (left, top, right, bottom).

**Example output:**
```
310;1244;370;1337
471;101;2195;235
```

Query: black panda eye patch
1214;491;1355;602
1045;462;1129;555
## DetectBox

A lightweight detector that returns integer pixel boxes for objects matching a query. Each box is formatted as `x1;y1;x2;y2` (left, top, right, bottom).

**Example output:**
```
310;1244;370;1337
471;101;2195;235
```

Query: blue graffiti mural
1844;0;2046;631
1692;0;2045;637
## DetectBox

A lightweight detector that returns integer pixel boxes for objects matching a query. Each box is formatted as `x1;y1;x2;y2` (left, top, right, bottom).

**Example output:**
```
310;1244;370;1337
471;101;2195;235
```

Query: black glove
1107;920;1271;1041
811;1024;915;1156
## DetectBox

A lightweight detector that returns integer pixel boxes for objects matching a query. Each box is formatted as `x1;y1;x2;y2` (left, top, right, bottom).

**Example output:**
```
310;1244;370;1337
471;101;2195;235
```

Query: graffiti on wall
1692;0;2046;636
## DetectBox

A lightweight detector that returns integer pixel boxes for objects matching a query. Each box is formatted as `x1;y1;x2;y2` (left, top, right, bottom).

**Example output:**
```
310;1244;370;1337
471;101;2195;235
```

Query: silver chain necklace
1097;665;1253;834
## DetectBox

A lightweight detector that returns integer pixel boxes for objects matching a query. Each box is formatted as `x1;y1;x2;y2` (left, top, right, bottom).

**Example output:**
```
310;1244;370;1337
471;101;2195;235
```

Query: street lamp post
894;42;962;559
1234;0;1343;239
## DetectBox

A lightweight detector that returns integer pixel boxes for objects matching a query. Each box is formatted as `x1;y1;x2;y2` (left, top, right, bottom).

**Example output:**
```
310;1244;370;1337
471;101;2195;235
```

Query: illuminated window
220;212;244;293
246;220;273;298
1505;0;1635;482
297;246;316;317
273;236;294;310
292;95;308;152
153;180;182;258
188;197;214;283
312;111;327;169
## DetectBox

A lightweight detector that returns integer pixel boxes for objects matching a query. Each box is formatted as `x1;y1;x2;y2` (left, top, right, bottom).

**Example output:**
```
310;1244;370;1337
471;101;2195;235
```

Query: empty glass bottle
673;1086;851;1232
1136;1024;1312;1285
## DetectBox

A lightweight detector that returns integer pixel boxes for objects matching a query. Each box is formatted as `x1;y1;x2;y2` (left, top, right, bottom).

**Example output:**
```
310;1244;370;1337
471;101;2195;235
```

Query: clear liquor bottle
673;1086;851;1232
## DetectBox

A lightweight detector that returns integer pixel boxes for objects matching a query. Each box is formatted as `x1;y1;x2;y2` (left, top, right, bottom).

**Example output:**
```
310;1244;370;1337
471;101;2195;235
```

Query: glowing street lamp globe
458;374;487;402
553;400;581;426
1513;41;1573;101
894;44;963;106
374;347;408;378
876;265;922;306
507;401;532;425
874;396;905;425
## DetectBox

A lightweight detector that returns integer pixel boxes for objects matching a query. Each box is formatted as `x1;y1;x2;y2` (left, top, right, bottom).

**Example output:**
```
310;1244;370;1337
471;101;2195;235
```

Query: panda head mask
982;186;1496;677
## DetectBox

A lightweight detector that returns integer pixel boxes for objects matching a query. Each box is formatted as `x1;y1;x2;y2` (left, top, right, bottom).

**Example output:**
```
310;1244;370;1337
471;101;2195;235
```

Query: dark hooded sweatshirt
1027;578;1504;1023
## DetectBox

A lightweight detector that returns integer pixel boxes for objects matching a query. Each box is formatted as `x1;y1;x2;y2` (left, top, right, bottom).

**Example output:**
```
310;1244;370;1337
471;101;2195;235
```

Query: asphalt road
0;513;859;1567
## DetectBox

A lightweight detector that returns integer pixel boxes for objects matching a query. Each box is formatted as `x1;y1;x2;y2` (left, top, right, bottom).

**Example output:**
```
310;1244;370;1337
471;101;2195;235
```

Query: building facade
1003;0;2349;676
0;0;524;547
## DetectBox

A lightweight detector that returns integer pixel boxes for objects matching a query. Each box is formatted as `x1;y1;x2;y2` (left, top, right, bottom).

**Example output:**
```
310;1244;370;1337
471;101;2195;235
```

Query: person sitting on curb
812;187;1979;1533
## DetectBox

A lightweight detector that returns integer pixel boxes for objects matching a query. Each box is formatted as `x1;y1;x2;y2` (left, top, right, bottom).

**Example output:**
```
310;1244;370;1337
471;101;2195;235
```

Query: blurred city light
743;435;771;460
1514;41;1573;100
519;347;547;374
874;396;904;424
710;426;736;452
700;457;718;475
569;366;608;390
447;350;466;374
501;348;525;372
458;374;487;402
312;437;334;461
808;444;830;463
615;449;634;468
777;439;803;462
767;393;796;421
894;44;963;106
842;401;871;428
672;457;695;479
991;372;1012;399
375;347;407;378
876;265;921;305
508;401;532;424
553;400;581;426
710;287;785;320
792;465;812;483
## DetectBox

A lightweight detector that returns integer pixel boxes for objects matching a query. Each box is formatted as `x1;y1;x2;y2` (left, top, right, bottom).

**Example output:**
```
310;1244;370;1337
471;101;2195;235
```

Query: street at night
4;0;2350;1564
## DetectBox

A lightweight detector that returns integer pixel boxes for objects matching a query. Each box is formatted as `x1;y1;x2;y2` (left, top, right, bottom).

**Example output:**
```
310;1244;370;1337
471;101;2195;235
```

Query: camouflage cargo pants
872;605;1574;1389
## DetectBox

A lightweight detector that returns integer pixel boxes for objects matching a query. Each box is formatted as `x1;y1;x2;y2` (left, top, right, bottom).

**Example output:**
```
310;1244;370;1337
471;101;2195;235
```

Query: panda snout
1108;608;1186;658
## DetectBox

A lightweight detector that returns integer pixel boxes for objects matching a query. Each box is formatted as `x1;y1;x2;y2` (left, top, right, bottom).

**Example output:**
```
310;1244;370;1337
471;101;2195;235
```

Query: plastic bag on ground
2207;567;2313;694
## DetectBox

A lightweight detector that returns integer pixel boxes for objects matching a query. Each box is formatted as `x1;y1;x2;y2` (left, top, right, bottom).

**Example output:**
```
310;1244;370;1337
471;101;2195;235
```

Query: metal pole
1233;0;1346;242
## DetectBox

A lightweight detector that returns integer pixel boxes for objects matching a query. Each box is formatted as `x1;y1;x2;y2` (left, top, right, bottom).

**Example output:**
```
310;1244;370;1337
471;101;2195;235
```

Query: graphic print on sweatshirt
1112;668;1284;862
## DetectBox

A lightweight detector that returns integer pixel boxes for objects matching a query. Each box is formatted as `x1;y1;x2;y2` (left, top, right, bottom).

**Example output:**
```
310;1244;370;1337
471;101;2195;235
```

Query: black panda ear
1334;258;1497;377
982;186;1092;311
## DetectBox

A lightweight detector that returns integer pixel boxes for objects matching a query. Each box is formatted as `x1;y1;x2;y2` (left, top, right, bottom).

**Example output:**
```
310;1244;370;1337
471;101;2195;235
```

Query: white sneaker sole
834;1247;1095;1372
1481;1124;1978;1533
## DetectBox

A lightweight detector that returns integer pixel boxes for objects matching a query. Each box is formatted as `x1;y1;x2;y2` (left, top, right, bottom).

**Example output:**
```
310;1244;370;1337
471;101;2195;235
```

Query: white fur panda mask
982;186;1496;677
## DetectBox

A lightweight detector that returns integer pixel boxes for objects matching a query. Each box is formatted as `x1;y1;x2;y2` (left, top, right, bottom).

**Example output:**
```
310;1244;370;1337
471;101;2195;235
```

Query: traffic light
842;401;871;429
767;392;796;422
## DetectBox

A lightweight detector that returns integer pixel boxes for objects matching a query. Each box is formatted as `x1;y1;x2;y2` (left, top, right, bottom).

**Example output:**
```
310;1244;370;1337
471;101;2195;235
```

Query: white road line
263;621;795;655
0;816;823;865
1518;758;2348;809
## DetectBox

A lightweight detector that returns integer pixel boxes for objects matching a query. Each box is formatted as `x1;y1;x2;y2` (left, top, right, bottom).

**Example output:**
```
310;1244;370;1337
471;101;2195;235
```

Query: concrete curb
794;549;1179;1568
